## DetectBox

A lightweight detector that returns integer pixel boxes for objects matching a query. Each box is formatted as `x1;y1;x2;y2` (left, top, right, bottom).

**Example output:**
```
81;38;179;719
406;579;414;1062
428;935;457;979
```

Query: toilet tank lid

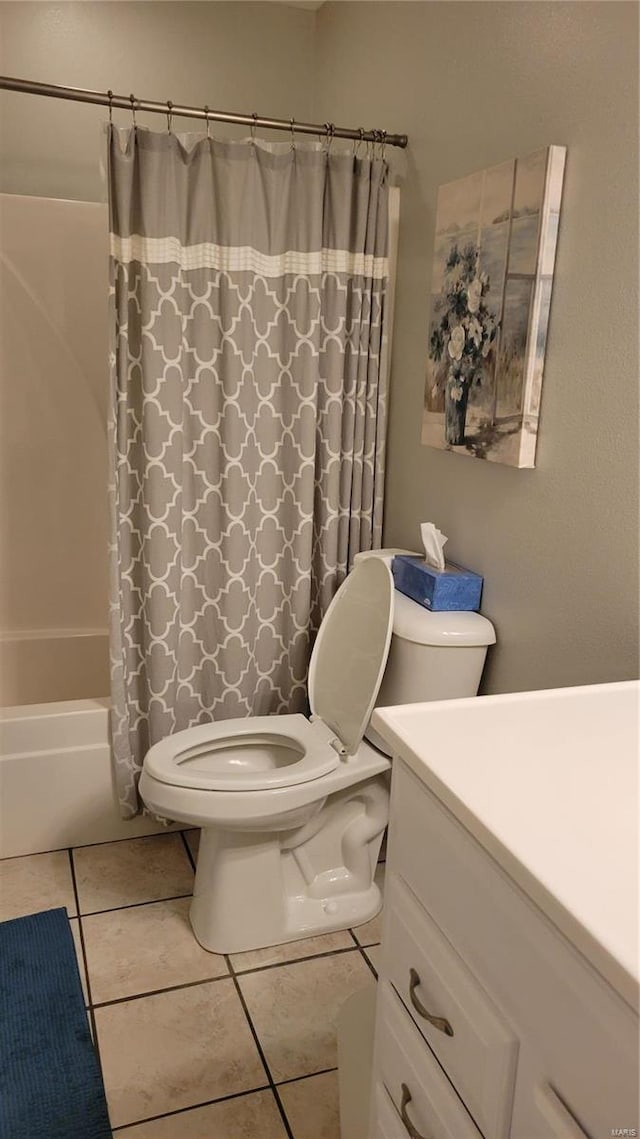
353;547;419;569
392;590;496;647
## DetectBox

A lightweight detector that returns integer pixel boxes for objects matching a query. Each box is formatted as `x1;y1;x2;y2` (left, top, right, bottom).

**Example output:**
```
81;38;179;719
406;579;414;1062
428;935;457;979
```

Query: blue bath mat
0;907;112;1139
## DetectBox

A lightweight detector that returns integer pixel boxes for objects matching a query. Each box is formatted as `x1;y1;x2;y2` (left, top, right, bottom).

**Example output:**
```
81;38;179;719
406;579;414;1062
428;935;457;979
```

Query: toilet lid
308;558;394;756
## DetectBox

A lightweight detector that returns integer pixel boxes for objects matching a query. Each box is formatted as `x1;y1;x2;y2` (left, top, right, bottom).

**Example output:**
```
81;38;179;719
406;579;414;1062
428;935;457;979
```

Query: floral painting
422;146;566;467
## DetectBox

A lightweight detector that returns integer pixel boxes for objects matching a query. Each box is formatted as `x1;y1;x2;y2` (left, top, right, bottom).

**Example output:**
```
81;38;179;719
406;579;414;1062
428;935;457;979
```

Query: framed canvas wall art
422;146;566;467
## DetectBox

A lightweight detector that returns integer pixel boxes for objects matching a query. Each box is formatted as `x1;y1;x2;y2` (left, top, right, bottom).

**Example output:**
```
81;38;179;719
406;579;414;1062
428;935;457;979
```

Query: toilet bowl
140;557;396;954
140;552;496;955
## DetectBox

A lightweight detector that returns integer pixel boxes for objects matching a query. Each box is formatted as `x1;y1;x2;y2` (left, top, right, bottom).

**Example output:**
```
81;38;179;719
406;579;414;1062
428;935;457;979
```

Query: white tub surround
0;196;110;696
0;629;109;707
0;700;178;858
369;681;639;1139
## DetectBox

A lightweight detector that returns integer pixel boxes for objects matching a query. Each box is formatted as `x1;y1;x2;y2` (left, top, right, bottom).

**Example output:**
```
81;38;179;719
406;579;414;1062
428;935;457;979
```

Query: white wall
0;1;317;201
316;1;639;694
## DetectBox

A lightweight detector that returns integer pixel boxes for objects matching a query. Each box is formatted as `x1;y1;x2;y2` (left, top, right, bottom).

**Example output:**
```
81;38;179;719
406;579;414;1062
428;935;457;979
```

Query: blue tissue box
392;555;483;612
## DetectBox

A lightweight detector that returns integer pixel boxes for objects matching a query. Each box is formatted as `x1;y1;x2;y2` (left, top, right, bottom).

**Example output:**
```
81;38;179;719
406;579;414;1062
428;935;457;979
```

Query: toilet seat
143;557;395;795
143;714;342;792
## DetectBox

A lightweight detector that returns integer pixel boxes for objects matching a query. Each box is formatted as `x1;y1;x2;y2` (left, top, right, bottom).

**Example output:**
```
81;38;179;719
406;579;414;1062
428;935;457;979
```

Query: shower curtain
107;125;391;817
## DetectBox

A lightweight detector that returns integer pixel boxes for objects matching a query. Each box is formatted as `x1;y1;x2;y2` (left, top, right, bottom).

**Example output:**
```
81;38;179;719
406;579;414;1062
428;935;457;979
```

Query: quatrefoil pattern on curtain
107;127;390;816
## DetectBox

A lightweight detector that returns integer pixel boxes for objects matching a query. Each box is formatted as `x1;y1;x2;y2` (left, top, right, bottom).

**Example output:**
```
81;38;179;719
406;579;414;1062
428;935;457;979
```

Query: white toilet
140;551;495;954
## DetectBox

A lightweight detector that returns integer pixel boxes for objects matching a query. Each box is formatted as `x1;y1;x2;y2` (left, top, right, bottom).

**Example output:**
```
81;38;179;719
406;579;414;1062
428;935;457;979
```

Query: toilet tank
353;550;496;754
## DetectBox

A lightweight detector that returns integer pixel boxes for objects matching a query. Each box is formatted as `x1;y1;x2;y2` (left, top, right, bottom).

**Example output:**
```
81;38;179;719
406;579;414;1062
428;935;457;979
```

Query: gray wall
1;1;638;695
317;1;639;694
0;1;316;201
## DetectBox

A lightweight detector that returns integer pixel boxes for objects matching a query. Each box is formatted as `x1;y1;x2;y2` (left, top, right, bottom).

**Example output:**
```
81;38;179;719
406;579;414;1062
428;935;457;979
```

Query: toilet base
189;777;388;955
191;875;383;956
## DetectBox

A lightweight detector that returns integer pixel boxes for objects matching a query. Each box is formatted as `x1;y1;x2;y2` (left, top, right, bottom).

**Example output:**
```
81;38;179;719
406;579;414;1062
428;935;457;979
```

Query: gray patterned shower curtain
107;126;391;817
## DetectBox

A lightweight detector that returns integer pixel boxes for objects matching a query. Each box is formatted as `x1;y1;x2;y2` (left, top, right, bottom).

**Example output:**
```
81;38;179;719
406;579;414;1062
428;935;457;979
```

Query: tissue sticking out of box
420;522;447;572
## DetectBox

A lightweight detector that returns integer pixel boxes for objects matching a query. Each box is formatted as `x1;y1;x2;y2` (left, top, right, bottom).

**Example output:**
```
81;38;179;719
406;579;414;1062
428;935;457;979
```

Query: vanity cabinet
369;758;639;1139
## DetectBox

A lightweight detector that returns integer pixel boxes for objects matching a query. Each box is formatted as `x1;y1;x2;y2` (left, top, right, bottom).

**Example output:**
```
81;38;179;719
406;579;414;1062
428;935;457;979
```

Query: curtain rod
0;75;408;150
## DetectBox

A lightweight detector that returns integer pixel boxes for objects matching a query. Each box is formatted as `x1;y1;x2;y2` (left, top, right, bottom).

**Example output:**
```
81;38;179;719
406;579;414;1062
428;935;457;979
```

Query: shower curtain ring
204;105;211;138
250;112;258;143
107;89;113;124
166;100;173;133
129;93;137;127
324;122;335;154
353;126;365;158
290;117;296;151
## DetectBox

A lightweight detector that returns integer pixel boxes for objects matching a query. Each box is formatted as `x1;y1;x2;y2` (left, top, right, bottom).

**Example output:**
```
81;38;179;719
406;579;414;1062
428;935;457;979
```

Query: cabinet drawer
385;871;517;1139
369;1083;409;1139
520;1082;593;1138
375;982;482;1139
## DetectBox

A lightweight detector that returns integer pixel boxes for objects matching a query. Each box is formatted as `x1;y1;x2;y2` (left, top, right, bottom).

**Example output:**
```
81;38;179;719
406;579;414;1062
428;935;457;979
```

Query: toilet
140;551;495;954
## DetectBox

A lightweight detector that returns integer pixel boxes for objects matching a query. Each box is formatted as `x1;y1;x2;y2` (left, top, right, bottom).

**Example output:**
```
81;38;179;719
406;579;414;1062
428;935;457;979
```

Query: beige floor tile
73;834;193;914
83;897;227;1003
95;978;266;1128
69;917;89;1003
184;829;200;861
363;945;381;976
231;930;353;973
0;850;76;920
279;1070;341;1139
239;950;373;1083
117;1089;287;1138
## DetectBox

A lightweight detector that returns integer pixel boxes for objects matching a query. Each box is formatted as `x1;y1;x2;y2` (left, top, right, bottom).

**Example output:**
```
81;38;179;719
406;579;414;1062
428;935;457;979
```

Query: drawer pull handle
400;1083;430;1139
409;968;454;1036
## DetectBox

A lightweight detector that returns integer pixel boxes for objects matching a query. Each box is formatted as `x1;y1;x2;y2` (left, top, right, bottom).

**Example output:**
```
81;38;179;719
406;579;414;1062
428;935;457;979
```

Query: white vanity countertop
372;680;639;1011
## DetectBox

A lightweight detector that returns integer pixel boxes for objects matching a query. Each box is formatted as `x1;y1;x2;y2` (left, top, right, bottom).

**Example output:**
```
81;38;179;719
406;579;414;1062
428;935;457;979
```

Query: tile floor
0;830;384;1138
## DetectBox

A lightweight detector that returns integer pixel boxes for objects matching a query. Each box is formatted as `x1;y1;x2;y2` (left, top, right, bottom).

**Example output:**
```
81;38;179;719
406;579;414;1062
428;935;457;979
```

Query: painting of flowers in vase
422;146;566;467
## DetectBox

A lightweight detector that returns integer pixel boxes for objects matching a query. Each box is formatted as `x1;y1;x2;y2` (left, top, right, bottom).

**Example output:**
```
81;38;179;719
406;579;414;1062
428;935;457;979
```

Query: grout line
0;828;189;862
77;892;193;919
275;1065;338;1088
86;939;364;1011
108;1068;342;1133
352;937;379;949
67;849;104;1084
358;944;379;981
268;1082;294;1137
232;943;364;976
88;942;365;1011
91;971;230;1010
180;829;197;872
227;955;295;1139
109;1083;272;1131
1;831;378;867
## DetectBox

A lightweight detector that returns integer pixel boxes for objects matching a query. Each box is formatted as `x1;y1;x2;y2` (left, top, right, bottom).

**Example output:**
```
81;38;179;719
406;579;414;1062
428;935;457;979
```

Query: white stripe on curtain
109;234;389;280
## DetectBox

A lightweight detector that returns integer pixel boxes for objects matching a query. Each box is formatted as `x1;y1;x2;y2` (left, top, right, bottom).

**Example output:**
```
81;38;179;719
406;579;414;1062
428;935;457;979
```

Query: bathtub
0;698;176;858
